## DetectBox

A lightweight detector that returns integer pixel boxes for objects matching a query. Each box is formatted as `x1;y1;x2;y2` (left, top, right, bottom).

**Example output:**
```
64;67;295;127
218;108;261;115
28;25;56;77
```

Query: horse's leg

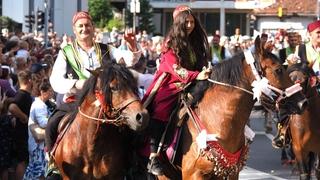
292;138;311;180
295;151;311;180
315;154;320;180
264;110;273;133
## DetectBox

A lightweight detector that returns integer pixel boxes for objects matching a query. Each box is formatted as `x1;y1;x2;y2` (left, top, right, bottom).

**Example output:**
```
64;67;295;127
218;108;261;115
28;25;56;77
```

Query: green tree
88;0;113;28
0;16;21;32
126;0;155;34
106;18;124;32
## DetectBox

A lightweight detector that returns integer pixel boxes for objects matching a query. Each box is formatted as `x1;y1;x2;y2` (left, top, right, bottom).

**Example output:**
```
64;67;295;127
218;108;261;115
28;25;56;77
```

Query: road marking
240;166;287;180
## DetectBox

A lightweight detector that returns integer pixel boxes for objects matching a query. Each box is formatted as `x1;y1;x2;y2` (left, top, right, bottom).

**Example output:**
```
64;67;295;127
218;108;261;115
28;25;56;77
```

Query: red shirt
142;49;199;122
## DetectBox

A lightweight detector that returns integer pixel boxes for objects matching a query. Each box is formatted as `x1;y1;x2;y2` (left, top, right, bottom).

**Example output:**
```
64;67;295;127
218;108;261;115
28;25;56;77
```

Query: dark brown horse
286;63;320;180
53;62;149;179
173;37;307;180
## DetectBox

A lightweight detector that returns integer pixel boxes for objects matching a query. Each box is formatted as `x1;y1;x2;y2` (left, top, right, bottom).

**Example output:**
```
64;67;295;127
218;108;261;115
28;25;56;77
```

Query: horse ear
254;35;262;55
87;68;100;77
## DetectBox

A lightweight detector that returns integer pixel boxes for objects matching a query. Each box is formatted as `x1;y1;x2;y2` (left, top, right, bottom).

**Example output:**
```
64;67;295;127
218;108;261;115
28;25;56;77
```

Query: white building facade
2;0;88;36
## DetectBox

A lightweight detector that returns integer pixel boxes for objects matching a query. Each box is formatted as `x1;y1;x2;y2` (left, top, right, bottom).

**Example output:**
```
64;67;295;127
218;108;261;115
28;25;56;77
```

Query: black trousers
148;119;167;154
45;102;76;152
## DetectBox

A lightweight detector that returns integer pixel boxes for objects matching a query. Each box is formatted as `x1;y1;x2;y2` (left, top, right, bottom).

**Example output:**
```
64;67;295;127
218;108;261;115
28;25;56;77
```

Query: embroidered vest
62;42;110;80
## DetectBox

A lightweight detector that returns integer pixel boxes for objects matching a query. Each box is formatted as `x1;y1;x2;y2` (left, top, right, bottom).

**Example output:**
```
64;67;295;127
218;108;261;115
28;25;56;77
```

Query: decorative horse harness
142;50;304;177
183;50;304;177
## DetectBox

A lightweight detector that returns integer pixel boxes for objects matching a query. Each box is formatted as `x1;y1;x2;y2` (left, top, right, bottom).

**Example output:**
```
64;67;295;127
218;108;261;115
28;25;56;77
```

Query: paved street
239;110;304;180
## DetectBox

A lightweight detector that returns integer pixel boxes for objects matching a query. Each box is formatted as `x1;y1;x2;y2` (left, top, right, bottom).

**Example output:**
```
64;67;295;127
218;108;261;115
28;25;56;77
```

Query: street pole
133;0;136;33
317;0;320;20
220;0;225;36
44;0;48;48
130;0;140;33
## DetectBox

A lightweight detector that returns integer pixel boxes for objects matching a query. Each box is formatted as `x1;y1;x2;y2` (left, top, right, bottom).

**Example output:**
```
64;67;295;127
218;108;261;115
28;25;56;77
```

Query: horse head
252;36;307;114
287;62;318;97
79;62;149;131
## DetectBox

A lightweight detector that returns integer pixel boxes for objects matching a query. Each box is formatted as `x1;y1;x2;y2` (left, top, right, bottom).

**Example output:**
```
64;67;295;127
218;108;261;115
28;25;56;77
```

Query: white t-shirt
28;97;49;152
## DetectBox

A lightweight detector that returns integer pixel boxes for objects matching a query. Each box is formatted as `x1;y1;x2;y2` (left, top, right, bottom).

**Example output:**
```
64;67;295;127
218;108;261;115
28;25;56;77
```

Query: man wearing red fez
295;20;320;67
45;11;141;177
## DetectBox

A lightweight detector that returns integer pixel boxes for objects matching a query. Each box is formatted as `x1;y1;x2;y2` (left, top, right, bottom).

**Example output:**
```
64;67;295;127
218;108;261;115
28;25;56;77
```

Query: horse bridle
78;91;140;126
207;50;303;110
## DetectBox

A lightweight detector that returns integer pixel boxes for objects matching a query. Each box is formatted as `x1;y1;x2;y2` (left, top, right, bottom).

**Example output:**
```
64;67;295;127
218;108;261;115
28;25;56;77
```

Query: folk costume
142;4;211;175
47;12;141;152
47;40;141;147
142;49;199;123
143;48;204;176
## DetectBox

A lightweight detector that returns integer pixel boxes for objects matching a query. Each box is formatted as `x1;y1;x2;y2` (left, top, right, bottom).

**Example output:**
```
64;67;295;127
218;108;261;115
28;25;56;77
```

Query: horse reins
207;78;253;95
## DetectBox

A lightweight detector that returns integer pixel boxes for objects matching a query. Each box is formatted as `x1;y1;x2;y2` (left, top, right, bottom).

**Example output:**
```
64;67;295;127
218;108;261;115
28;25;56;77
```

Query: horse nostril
136;113;142;122
297;98;308;113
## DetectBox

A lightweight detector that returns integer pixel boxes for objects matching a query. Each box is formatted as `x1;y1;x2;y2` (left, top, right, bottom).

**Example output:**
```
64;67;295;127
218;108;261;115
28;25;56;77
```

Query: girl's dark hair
165;10;210;71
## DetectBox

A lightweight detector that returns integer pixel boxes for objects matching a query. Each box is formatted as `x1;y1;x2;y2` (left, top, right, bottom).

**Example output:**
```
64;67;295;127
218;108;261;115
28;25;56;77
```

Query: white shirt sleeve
50;50;77;94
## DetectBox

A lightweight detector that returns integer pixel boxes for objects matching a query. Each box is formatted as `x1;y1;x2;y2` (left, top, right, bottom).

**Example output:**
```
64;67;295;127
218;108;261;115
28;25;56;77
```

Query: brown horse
172;37;307;180
286;63;320;180
53;62;149;179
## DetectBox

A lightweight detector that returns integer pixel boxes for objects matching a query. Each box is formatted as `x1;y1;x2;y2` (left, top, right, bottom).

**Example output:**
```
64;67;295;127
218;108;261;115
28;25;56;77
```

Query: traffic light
24;14;35;28
37;10;45;31
278;7;283;18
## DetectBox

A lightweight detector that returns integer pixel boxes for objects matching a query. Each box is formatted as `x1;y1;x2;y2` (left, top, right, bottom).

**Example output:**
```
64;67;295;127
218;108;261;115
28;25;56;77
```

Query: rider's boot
147;156;164;176
45;153;61;180
272;123;285;149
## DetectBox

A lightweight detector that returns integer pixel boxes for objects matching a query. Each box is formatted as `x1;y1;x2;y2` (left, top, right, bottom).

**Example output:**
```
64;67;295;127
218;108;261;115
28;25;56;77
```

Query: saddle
51;113;74;157
158;93;190;164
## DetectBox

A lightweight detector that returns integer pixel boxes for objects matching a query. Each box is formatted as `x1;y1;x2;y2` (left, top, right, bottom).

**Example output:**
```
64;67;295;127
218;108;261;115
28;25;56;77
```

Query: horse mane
188;52;246;106
77;62;139;111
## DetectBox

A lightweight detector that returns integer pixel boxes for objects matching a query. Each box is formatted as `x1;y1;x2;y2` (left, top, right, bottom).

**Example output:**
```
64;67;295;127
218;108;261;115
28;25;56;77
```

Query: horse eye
275;68;283;75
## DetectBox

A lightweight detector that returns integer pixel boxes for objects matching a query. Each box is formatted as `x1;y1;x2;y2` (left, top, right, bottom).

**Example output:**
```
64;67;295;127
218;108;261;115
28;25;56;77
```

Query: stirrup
45;156;60;178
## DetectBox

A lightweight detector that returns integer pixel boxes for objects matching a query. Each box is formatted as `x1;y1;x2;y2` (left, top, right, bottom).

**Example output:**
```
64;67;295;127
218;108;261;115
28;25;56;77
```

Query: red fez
72;11;92;25
307;20;320;32
173;5;192;20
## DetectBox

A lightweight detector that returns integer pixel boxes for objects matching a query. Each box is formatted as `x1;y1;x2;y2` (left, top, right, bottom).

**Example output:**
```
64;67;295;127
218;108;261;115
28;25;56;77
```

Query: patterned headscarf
72;11;92;25
172;5;192;20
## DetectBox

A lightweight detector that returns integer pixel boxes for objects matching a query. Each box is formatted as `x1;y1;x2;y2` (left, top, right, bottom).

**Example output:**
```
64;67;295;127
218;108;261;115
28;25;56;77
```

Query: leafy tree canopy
88;0;113;28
